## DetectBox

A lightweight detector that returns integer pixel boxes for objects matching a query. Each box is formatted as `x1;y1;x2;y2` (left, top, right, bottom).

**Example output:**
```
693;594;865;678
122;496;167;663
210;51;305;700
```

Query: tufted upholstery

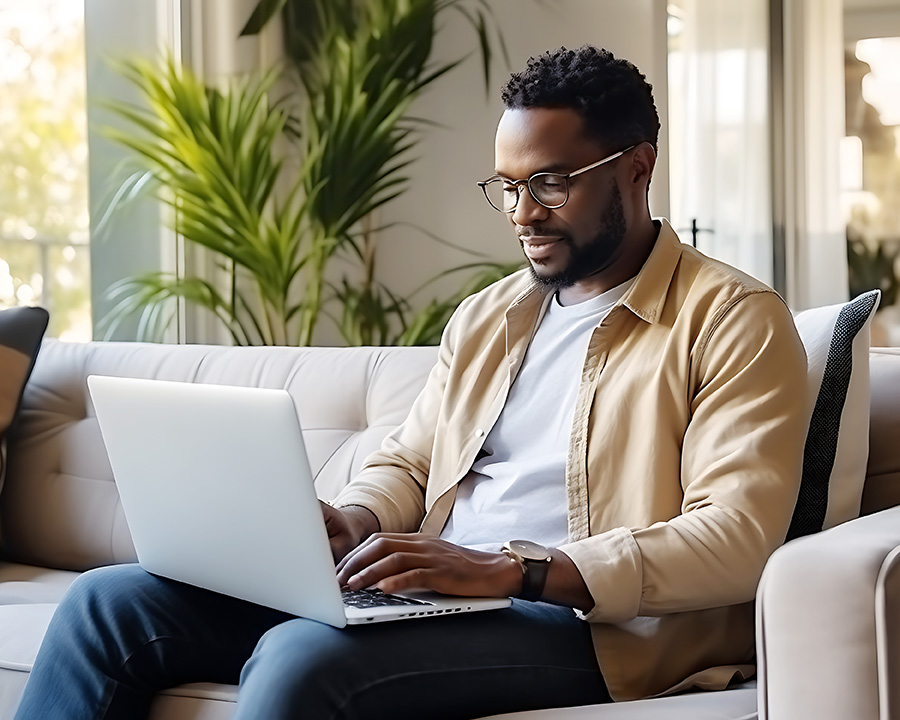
0;340;438;571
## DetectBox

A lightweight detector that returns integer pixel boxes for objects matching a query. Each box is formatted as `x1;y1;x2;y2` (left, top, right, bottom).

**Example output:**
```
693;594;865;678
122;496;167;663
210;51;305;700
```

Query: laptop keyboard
341;588;432;609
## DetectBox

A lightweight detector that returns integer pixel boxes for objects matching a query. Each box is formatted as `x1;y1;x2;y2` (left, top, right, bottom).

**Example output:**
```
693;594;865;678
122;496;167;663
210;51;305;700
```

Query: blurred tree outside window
0;0;91;341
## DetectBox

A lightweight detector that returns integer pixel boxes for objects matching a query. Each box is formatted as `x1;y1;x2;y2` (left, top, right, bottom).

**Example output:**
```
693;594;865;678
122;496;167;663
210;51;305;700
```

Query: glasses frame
477;144;637;213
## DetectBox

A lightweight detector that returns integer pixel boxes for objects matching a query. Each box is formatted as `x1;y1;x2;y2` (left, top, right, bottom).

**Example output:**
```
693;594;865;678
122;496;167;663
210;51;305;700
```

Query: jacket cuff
332;481;423;533
559;527;643;623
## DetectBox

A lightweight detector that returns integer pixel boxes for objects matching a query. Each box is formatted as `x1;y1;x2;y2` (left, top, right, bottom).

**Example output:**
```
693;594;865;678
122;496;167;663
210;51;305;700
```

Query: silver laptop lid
87;375;347;627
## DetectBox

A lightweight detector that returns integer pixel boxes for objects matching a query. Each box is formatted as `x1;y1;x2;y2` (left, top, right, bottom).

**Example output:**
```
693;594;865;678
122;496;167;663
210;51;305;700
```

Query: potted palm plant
101;0;519;345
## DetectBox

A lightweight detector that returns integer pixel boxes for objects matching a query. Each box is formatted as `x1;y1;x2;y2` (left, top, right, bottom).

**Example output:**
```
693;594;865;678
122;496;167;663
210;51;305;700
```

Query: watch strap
503;542;551;602
518;556;550;602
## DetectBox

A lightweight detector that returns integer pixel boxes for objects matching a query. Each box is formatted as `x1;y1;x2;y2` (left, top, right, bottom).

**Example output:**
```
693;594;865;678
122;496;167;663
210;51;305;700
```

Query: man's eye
502;185;518;195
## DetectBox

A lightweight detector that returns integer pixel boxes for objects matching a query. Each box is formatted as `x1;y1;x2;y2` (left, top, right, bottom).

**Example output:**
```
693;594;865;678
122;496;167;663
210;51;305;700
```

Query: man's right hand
320;502;380;563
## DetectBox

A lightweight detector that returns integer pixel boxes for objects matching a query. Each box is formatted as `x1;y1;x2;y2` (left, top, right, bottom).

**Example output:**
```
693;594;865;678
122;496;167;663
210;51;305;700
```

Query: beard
526;184;627;291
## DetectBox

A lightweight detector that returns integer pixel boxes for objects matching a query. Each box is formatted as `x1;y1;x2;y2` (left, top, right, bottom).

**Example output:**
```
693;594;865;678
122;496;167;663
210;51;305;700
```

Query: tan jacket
335;219;809;701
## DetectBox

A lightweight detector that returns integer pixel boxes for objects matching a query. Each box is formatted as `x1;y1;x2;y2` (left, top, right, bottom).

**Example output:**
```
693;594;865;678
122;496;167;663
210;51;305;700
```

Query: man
15;46;808;719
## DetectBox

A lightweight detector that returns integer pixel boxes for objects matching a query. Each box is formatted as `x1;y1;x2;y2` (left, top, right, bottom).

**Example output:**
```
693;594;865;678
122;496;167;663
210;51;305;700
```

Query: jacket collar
621;218;683;325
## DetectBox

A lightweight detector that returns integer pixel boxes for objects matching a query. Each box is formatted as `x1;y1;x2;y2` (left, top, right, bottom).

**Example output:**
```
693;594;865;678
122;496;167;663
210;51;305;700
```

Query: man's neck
557;218;660;306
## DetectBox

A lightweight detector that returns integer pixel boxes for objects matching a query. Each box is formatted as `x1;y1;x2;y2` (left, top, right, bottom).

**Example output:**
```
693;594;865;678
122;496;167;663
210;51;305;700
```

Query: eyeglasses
477;144;636;213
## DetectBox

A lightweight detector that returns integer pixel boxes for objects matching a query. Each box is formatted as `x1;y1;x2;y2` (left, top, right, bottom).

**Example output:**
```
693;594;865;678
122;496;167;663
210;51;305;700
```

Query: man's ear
628;142;657;188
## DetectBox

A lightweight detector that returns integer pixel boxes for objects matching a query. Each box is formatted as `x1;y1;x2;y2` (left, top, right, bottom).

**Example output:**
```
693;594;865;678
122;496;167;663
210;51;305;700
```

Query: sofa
1;337;899;720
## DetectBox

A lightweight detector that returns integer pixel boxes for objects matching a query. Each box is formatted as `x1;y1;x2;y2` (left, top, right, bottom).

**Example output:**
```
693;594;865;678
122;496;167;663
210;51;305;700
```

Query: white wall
844;0;900;42
364;0;670;328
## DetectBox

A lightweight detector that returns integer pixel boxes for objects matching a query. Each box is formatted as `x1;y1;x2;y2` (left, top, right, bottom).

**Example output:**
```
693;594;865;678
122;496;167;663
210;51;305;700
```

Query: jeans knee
246;618;355;678
238;619;359;718
61;565;149;623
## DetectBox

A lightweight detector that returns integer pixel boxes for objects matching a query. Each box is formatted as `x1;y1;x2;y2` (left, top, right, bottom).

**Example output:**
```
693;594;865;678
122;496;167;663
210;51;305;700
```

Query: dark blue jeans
14;564;610;719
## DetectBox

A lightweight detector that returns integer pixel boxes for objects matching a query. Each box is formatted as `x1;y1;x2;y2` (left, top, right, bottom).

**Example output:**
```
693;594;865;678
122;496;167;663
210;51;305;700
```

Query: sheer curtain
780;0;848;309
668;0;774;287
668;0;849;307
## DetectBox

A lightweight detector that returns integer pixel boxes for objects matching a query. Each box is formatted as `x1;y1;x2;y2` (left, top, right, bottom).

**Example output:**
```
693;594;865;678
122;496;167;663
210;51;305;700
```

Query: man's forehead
494;107;604;174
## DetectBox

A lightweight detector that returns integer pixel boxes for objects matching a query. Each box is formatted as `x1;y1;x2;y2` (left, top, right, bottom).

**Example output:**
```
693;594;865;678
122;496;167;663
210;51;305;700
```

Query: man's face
494;107;628;291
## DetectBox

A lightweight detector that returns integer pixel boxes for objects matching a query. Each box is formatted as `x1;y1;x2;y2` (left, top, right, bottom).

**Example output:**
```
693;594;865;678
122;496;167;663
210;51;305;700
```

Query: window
666;0;774;288
0;0;91;340
844;36;900;343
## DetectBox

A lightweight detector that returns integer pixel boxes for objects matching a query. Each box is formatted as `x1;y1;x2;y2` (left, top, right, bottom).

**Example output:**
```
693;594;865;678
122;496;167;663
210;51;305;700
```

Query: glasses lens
529;174;568;208
482;179;519;212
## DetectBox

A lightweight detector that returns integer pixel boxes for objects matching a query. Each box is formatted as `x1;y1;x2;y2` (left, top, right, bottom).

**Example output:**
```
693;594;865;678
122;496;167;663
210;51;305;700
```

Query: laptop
87;375;511;627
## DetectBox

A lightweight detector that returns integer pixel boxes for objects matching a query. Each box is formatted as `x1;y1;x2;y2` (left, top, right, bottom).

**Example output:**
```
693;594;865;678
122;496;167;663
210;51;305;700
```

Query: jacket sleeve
330;298;467;533
560;290;809;623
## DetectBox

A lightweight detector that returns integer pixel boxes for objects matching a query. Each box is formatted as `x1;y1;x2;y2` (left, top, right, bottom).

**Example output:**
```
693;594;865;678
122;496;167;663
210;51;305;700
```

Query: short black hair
501;45;660;154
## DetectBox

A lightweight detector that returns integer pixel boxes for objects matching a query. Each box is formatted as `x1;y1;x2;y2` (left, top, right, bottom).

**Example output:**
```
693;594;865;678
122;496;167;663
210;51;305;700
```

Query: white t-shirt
440;279;634;552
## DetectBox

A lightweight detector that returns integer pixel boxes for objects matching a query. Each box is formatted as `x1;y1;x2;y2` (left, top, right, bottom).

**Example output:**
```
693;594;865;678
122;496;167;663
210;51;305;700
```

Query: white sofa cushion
0;562;80;605
0;603;56;719
789;289;880;539
480;685;757;719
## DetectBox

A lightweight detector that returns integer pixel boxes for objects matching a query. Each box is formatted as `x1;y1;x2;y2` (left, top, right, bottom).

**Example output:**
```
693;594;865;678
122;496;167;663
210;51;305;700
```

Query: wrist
340;505;380;543
502;540;552;601
499;552;526;597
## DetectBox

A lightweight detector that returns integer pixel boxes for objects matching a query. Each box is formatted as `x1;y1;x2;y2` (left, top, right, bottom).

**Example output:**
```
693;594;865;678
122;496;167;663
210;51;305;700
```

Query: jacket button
474;428;484;437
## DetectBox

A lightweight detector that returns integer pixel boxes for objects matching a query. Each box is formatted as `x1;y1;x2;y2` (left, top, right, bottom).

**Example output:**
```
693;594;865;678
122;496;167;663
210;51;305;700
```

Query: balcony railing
0;233;91;341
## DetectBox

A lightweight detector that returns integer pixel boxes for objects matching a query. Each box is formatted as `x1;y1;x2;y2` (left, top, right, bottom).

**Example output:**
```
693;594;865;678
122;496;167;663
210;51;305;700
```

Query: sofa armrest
756;505;900;720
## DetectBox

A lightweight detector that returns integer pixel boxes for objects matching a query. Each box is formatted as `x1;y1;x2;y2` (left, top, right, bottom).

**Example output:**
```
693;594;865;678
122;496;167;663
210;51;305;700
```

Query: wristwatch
502;540;552;601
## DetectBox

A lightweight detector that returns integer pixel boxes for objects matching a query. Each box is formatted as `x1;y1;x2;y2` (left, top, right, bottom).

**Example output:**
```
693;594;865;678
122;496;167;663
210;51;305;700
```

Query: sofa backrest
0;340;439;571
861;347;900;515
2;340;899;573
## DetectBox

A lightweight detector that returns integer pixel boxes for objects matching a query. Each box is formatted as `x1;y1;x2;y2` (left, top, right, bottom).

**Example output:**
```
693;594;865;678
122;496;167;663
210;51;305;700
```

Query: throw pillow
787;289;880;540
0;306;50;493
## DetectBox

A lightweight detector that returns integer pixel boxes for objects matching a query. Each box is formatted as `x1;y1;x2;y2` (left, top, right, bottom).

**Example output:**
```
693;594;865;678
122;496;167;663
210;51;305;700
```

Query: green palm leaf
102;1;519;346
102;54;311;345
100;273;246;344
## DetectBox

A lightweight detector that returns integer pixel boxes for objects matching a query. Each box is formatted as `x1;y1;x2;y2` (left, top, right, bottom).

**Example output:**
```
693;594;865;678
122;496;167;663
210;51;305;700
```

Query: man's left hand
335;533;522;598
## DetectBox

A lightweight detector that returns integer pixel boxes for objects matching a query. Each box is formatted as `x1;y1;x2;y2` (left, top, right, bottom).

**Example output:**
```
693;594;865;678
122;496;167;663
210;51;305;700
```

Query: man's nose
511;185;550;226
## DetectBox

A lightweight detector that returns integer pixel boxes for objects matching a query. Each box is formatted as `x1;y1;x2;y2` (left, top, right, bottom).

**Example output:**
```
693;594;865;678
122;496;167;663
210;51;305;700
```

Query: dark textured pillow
0;306;50;491
787;290;880;541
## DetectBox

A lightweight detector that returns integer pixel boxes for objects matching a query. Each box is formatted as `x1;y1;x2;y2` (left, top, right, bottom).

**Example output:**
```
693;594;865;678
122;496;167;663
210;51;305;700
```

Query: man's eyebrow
538;163;573;174
493;163;573;178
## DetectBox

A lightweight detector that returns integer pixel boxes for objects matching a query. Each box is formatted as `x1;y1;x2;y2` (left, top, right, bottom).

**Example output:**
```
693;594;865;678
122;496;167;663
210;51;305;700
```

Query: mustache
517;227;566;240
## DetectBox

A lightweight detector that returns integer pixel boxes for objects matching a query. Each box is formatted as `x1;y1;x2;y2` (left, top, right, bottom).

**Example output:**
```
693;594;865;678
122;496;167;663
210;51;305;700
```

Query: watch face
507;540;551;562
